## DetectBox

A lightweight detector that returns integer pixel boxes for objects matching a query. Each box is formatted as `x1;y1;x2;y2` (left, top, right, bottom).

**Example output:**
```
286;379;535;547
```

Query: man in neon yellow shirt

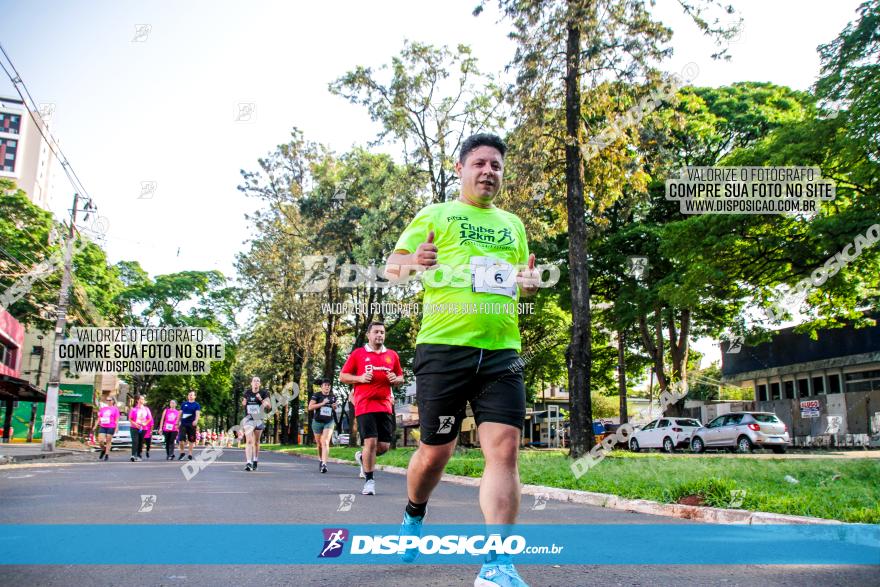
385;133;538;587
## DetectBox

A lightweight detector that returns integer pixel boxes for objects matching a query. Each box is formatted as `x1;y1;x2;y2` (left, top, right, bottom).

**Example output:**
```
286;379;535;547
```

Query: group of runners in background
92;390;204;462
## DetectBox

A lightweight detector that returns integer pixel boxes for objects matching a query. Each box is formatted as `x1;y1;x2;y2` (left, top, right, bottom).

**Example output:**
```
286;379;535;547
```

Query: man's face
368;325;385;347
455;145;504;204
187;392;196;402
252;377;261;391
321;382;331;394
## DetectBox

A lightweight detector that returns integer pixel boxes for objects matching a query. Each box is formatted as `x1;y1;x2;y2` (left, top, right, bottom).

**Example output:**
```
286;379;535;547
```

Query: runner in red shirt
340;321;404;495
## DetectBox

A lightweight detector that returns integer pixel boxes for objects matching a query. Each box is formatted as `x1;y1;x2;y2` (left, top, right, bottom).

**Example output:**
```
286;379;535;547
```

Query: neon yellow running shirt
394;199;529;351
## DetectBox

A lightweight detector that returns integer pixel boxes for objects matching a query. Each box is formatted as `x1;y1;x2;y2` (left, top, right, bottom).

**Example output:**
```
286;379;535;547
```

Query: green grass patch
260;444;880;523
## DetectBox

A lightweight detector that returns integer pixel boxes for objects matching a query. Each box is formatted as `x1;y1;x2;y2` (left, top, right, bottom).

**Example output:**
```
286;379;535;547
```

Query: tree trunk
617;330;628;425
564;6;595;459
639;309;669;395
232;385;241;426
665;307;691;416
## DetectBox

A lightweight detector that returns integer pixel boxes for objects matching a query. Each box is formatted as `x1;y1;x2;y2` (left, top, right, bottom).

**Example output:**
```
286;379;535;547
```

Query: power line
0;43;95;205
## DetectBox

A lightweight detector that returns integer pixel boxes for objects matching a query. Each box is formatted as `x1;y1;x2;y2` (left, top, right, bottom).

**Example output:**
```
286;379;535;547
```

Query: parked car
150;431;165;447
629;417;702;453
690;412;790;454
111;420;132;447
334;433;350;445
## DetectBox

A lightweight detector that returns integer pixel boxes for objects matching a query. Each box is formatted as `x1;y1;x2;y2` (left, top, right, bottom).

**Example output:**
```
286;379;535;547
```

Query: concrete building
721;314;880;447
0;96;57;210
524;384;569;447
0;309;44;442
17;329;128;440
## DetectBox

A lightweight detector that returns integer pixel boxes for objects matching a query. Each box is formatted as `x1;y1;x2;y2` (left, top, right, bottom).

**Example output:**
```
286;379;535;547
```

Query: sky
0;0;867;370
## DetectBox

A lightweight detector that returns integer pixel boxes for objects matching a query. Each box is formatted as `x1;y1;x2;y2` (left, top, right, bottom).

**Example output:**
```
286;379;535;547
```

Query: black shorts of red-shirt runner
414;343;526;446
357;412;395;444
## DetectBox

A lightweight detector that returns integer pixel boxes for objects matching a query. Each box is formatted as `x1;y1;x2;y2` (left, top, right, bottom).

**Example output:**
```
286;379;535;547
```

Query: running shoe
361;479;375;495
130;456;136;462
145;451;150;459
399;512;423;563
252;461;258;470
474;563;529;587
320;463;328;474
178;453;185;460
355;451;365;478
245;462;253;471
187;455;193;461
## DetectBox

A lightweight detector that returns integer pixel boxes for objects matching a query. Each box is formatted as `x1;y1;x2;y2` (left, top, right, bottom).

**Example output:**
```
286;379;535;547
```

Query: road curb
0;450;77;464
286;451;844;525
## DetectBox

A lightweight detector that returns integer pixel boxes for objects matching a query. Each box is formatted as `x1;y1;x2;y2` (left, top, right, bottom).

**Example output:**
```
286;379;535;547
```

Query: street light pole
41;193;79;452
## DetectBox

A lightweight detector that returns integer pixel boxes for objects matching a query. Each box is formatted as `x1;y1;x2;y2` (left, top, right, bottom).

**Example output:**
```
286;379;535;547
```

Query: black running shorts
356;411;395;444
414;343;526;446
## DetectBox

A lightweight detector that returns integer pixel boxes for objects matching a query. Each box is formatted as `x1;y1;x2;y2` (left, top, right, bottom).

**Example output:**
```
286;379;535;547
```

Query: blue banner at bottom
0;524;877;565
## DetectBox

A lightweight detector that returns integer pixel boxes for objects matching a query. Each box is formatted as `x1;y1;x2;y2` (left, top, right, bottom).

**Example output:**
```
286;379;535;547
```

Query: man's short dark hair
367;321;385;332
459;133;507;164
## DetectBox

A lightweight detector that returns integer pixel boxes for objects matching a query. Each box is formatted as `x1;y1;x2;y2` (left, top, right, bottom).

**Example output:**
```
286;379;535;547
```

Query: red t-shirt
341;345;403;416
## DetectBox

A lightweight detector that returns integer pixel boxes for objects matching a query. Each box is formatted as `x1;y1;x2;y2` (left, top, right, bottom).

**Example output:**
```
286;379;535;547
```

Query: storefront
2;382;94;441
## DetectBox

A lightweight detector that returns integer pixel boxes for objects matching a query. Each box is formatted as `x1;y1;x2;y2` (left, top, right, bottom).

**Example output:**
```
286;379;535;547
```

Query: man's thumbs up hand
415;230;438;268
517;253;539;296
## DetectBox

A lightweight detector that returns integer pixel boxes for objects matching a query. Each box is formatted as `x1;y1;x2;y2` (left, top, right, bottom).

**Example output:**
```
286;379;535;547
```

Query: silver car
690;412;790;454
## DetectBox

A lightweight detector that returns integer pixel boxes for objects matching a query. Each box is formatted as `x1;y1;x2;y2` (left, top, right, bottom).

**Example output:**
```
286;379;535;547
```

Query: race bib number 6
471;256;516;299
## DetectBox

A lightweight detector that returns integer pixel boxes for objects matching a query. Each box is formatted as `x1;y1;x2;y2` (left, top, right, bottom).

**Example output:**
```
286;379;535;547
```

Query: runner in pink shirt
128;395;152;462
159;400;181;460
141;404;155;459
93;400;120;461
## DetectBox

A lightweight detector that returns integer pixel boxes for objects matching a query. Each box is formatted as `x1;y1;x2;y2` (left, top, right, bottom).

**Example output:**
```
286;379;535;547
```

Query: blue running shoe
474;563;529;587
399;512;423;563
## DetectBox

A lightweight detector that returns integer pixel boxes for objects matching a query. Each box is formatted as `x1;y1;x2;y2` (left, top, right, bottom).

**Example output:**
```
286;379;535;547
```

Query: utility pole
42;192;95;452
26;334;45;442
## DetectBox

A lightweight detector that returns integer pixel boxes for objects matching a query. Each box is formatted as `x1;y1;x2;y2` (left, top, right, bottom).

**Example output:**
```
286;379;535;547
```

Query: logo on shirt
318;528;349;558
457;222;515;249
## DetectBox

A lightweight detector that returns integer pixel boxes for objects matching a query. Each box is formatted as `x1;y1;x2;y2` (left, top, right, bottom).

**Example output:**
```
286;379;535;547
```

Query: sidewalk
0;442;82;463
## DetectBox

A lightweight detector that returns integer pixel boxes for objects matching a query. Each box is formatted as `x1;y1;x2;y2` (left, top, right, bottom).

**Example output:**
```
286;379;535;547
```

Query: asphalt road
0;448;876;587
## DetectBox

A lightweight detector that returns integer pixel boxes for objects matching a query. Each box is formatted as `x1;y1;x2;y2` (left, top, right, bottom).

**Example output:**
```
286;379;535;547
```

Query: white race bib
471;256;517;299
319;406;333;417
100;415;110;425
246;404;260;416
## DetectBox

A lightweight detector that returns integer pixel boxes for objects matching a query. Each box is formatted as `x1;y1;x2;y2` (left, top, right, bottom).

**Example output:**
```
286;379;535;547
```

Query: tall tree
330;41;506;203
482;0;737;456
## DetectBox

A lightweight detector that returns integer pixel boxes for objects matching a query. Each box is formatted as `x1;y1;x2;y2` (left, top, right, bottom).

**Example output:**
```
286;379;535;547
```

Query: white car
150;431;165;446
111;420;132;447
629;417;702;453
